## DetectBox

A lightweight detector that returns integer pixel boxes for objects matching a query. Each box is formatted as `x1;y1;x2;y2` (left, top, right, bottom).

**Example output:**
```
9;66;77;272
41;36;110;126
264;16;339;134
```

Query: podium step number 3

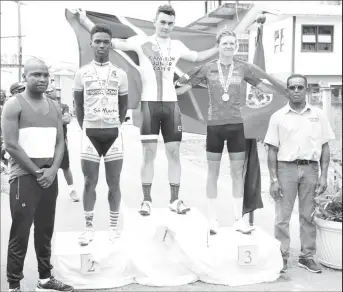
81;253;101;275
238;245;258;266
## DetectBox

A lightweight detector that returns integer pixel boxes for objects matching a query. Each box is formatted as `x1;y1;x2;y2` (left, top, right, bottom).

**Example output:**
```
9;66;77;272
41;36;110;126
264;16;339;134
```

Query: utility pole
17;1;23;81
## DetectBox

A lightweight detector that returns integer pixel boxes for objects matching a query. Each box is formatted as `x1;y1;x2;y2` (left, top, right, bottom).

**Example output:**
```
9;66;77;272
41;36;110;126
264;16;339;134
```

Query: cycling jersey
178;57;262;125
114;35;198;102
73;60;128;129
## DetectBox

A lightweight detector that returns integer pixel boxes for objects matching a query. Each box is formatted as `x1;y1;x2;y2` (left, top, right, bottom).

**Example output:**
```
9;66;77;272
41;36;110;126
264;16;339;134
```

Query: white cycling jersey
114;34;198;102
73;60;128;129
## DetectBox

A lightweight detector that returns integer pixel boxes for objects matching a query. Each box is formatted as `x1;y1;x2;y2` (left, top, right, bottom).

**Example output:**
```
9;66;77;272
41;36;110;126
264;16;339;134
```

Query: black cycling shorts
140;101;182;143
206;123;246;153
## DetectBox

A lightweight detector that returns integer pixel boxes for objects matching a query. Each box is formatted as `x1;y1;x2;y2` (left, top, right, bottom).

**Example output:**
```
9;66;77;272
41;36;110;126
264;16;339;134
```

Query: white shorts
80;127;124;163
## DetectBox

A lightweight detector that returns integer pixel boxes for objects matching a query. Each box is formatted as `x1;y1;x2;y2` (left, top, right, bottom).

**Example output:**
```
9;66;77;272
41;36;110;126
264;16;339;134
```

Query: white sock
68;185;75;193
110;211;119;230
234;197;244;221
39;277;50;284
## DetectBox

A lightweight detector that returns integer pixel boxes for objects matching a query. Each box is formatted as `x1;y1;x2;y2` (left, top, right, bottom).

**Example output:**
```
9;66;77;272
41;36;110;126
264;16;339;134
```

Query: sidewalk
1;119;341;291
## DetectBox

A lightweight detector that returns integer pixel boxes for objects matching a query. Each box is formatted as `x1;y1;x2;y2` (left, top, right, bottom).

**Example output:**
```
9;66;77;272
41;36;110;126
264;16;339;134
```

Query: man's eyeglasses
288;85;305;91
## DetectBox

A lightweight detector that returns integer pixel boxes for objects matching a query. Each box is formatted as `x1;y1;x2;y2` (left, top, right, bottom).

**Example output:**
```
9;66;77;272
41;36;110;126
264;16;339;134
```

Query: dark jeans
275;161;319;260
7;174;58;289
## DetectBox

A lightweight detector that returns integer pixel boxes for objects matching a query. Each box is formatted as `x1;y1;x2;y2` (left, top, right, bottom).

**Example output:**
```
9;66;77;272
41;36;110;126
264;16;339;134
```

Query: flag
242;23;287;217
65;9;217;134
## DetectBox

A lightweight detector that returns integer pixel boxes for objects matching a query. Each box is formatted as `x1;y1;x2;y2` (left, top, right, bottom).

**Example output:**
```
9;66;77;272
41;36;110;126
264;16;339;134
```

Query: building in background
186;1;342;126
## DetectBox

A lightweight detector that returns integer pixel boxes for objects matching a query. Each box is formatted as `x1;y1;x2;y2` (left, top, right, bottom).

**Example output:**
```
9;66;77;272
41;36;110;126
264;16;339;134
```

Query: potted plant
313;159;342;270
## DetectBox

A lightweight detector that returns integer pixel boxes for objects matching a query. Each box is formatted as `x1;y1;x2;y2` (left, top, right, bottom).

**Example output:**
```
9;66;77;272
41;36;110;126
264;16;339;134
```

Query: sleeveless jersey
9;94;59;181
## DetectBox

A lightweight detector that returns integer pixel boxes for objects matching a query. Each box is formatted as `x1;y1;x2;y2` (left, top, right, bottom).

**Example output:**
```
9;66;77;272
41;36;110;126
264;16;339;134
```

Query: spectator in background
10;82;26;96
46;85;80;202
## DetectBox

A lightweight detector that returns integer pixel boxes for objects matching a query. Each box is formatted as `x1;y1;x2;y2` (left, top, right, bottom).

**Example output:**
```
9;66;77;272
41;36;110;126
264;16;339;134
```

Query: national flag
65;9;217;134
243;23;288;217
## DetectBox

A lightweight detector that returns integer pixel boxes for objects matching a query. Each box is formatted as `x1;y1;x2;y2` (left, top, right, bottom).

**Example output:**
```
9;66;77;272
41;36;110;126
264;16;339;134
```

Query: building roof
186;2;253;31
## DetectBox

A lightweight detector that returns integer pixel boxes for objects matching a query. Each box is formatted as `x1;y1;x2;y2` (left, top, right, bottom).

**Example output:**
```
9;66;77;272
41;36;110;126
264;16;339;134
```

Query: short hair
287;74;308;87
156;4;176;18
90;24;112;39
216;29;237;44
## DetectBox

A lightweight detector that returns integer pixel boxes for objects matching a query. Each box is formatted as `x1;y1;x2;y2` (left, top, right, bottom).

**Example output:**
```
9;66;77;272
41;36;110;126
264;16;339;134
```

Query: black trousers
7;174;58;289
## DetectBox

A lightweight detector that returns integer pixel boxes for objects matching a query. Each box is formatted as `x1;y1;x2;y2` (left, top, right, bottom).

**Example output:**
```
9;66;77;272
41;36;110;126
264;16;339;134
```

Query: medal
154;35;171;59
222;93;230;101
217;60;234;102
93;62;112;106
101;95;109;106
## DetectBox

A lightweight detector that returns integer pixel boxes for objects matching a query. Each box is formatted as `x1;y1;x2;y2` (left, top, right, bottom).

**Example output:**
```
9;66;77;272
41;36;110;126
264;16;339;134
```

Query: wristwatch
271;177;278;184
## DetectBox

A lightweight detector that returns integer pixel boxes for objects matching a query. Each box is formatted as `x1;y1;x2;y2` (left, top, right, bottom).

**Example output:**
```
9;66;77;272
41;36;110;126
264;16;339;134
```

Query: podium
122;207;209;286
52;208;282;289
52;231;134;290
194;227;283;286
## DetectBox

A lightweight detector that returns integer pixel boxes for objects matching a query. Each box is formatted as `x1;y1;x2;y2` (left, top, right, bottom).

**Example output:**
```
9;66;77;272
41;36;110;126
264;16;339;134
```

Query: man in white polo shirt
264;74;335;274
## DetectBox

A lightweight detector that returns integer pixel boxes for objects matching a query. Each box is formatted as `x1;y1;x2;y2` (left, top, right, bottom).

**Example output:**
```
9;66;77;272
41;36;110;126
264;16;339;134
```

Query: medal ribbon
217;60;234;95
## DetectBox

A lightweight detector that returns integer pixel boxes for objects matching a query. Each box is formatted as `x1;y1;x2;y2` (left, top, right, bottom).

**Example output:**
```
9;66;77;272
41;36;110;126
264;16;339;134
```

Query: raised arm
178;40;217;63
76;8;137;52
195;47;218;62
1;98;41;176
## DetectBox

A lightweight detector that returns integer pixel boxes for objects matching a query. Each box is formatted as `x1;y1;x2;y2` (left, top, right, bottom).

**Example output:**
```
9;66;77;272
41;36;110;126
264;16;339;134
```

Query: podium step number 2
238;245;258;266
81;253;101;275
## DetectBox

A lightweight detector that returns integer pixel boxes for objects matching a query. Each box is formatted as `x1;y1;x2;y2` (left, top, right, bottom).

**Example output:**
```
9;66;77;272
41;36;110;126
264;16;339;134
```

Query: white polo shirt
264;103;335;161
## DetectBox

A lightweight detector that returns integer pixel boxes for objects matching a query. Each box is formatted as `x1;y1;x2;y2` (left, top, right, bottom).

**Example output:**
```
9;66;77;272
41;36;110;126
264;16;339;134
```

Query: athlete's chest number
80;253;100;274
238;245;257;266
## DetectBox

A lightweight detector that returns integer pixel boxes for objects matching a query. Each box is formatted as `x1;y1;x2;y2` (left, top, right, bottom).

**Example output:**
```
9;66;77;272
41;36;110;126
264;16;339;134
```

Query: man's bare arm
62;113;71;125
1;98;41;176
77;8;95;32
267;144;279;180
195;47;218;62
320;143;330;180
118;94;128;124
73;91;84;129
256;82;283;95
50;102;65;171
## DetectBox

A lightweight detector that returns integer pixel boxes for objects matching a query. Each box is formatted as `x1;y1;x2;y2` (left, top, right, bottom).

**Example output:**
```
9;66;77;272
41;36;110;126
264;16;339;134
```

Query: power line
1;35;26;39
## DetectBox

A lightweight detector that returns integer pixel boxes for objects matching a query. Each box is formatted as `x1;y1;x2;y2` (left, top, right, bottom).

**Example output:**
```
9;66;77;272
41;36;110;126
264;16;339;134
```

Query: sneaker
36;277;73;291
109;228;120;243
280;259;288;273
78;229;94;246
209;216;219;235
69;190;80;202
233;218;255;234
298;258;322;273
169;199;190;214
9;288;21;292
139;201;152;216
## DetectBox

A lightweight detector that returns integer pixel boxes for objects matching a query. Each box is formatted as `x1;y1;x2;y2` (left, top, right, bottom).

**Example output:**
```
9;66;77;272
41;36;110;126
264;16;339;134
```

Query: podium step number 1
238;245;258;266
81;253;101;275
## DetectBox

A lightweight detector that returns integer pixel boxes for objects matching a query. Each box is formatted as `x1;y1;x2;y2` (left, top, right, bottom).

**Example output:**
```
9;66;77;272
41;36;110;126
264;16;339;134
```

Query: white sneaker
109;228;120;243
78;229;94;246
209;216;219;235
69;189;80;202
139;201;152;216
233;218;255;234
169;199;190;214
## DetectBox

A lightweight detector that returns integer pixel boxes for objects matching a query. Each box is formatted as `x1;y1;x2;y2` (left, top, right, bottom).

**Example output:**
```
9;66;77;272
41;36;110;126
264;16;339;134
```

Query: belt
291;159;317;165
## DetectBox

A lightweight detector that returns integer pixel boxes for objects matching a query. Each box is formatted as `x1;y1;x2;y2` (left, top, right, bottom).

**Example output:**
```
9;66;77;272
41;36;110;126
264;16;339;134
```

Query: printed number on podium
80;253;100;274
238;245;257;266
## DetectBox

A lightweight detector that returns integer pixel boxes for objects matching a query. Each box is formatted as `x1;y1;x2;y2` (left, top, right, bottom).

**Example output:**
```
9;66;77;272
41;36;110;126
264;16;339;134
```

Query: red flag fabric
65;9;216;134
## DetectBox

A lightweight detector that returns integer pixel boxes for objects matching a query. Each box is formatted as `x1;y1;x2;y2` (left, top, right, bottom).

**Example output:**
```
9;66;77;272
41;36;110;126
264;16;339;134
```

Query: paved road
1;119;341;291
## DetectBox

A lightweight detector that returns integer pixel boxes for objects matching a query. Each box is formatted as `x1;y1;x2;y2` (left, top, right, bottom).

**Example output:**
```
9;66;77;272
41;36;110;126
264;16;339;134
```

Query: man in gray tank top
1;58;74;292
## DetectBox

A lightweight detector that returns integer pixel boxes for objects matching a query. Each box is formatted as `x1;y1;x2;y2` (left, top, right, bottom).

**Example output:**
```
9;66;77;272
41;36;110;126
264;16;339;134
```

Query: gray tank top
9;94;59;181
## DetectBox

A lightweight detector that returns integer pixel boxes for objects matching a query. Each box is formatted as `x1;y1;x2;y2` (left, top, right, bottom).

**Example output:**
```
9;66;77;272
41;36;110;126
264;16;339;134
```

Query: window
238;43;249;53
274;29;285;53
205;1;220;13
301;25;334;52
330;85;342;105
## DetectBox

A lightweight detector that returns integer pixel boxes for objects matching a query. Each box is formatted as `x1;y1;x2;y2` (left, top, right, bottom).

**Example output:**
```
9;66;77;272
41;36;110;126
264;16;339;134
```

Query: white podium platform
193;227;283;286
52;231;135;290
121;207;209;286
52;208;282;289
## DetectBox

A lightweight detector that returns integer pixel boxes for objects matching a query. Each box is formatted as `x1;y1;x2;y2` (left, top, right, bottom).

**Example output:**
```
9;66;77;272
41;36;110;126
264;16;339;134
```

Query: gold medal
222;93;230;102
